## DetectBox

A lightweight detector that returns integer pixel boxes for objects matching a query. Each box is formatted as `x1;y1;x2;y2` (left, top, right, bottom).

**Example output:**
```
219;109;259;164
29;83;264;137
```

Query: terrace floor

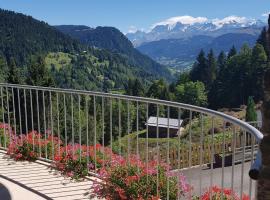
0;150;257;200
0;152;99;200
182;162;256;199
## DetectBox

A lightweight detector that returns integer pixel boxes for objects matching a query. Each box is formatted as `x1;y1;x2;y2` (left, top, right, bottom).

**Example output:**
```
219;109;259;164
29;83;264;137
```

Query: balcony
0;83;263;200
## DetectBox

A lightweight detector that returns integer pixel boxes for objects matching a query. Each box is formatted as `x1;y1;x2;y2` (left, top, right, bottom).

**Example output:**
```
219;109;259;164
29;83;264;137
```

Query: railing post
257;69;270;200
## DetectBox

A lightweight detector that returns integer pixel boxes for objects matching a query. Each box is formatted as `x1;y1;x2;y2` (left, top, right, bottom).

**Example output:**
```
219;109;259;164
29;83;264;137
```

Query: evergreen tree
250;44;268;101
217;51;227;72
257;27;267;45
228;46;237;58
26;56;55;87
257;14;270;60
147;79;171;100
0;56;9;82
132;79;144;97
206;49;217;87
246;96;257;122
268;14;270;33
190;49;207;83
176;72;190;85
7;58;22;84
125;79;134;95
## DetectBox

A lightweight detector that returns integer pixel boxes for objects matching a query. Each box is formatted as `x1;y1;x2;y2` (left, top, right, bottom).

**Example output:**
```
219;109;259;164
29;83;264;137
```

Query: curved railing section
0;83;263;199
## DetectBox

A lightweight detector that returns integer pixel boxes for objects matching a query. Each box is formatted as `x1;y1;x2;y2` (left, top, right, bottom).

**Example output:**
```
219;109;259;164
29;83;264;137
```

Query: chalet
146;116;183;138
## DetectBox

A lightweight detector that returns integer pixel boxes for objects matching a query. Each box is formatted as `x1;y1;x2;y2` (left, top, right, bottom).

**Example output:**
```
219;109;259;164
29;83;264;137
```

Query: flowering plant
91;154;191;200
53;143;112;180
7;132;40;161
0;123;13;147
194;186;250;200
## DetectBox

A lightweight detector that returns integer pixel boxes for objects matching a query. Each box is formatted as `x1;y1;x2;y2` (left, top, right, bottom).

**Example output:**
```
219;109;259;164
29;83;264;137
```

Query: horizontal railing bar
0;83;263;141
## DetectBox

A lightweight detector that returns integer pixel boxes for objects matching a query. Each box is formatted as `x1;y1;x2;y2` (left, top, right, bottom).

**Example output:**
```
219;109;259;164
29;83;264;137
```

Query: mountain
138;33;258;70
0;9;171;91
0;9;83;65
55;25;172;79
126;16;265;46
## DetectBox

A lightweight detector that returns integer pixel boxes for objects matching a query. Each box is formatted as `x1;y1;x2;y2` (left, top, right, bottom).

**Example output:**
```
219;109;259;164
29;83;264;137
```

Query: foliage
246;96;257;122
227;46;237;58
193;186;249;200
7;131;61;161
175;81;208;107
53;144;112;180
147;79;172;100
0;123;11;147
125;78;145;96
208;43;269;109
91;154;192;200
7;132;39;161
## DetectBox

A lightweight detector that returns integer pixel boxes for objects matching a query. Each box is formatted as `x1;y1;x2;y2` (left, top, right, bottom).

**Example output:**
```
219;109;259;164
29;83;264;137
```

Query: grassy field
111;109;247;168
45;52;73;70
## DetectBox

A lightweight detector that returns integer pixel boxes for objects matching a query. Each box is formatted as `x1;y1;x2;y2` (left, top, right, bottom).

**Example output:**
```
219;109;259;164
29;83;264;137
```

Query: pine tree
206;49;217;86
228;46;237;58
125;79;134;95
190;49;207;82
251;44;268;101
246;96;257;122
268;14;270;59
257;27;269;56
0;56;9;82
268;13;270;32
132;79;144;97
217;51;226;72
26;56;55;87
7;58;22;84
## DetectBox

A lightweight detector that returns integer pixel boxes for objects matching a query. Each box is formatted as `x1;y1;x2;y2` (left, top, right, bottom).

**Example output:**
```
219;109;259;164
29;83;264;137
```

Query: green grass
45;52;74;70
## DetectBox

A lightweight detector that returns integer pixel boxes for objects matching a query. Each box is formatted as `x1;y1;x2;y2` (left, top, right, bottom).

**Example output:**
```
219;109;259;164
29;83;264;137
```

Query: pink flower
67;171;74;177
88;163;95;170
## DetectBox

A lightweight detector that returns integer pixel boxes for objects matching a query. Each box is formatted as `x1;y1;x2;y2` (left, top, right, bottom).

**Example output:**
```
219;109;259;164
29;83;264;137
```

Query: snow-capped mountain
126;16;266;46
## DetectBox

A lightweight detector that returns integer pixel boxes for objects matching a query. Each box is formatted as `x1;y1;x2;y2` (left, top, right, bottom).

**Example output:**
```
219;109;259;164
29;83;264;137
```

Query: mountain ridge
137;33;258;70
55;25;172;79
127;15;265;46
0;9;171;91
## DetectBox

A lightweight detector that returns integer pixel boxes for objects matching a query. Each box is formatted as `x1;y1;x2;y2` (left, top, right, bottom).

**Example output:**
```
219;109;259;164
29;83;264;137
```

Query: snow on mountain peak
151;15;259;31
212;16;254;28
152;16;208;30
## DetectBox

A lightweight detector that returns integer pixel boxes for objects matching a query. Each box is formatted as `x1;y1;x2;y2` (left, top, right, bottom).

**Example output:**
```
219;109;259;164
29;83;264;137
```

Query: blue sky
0;0;269;33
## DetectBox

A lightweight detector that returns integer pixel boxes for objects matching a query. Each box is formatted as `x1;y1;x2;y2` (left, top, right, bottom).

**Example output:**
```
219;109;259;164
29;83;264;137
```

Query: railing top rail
0;83;263;141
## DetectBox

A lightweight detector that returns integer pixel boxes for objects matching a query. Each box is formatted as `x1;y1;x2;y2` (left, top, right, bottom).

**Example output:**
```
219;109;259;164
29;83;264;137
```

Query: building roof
146;116;183;129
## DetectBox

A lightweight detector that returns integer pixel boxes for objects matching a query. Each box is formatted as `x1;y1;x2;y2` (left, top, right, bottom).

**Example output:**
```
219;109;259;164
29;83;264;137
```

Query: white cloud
262;12;270;17
152;15;208;30
212;16;249;27
127;25;138;33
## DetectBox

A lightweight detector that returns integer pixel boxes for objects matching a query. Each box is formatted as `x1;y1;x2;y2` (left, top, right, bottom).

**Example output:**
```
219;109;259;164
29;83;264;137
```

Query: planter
214;153;233;167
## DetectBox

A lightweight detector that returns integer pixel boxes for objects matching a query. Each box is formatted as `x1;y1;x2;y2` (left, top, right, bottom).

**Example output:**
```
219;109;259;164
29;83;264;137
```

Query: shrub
7;131;60;161
7;132;40;161
53;143;113;180
91;154;192;200
193;186;250;200
0;123;13;147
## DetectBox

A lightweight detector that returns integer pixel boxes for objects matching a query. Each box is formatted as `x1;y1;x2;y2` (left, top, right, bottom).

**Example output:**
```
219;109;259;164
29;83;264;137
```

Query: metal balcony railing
0;83;264;199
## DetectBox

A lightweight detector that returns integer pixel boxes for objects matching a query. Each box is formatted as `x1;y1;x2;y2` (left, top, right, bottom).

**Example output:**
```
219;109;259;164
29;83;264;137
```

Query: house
146;116;183;138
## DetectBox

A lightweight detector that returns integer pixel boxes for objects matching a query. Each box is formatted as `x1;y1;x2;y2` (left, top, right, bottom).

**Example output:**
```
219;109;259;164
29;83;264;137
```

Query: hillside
0;9;83;65
55;25;172;79
0;9;170;90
